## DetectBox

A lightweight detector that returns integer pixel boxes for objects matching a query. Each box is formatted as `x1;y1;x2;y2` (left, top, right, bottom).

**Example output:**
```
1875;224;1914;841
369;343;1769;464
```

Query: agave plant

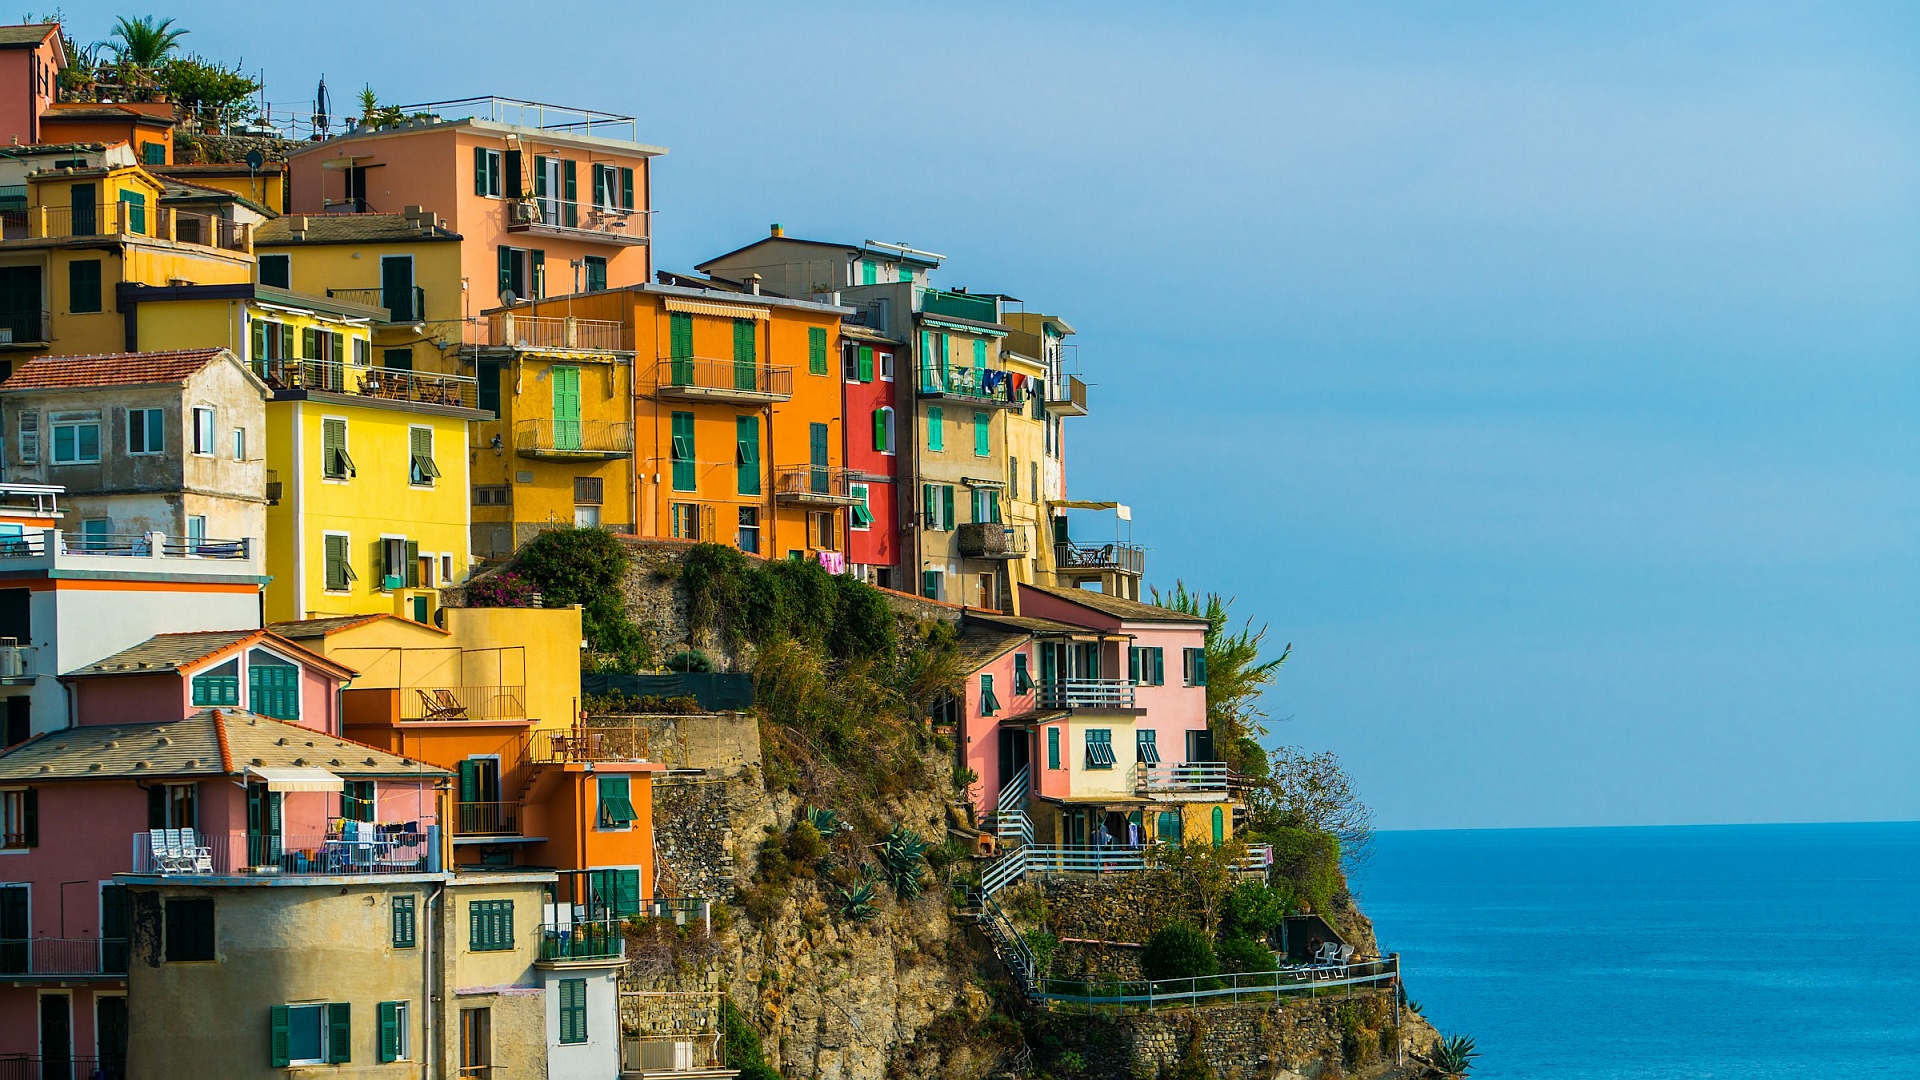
836;880;878;922
877;825;930;900
804;805;840;835
1433;1034;1479;1078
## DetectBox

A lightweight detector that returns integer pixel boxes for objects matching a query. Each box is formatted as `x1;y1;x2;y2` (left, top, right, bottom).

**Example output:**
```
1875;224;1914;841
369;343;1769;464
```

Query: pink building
0;25;62;147
0;629;447;1077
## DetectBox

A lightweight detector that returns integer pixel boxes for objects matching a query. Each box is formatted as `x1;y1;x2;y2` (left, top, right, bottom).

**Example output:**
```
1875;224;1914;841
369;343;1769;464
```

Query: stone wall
592;711;762;774
173;132;303;164
652;777;737;902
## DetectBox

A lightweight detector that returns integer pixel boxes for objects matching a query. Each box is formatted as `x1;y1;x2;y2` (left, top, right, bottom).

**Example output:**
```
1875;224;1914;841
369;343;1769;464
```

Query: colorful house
0;24;63;147
840;321;904;589
38;103;176;167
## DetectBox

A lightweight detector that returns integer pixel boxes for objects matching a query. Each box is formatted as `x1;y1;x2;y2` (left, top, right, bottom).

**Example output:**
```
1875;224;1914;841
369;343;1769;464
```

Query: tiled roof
41;105;173;123
967;612;1099;636
1022;583;1207;624
0;348;228;392
0;24;56;47
254;213;461;246
265;615;391;641
156;176;276;217
67;629;355;679
0;710;448;782
956;624;1029;672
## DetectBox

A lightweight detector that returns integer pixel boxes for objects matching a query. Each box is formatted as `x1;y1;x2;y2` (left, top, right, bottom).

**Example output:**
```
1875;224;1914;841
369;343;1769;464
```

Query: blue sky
111;1;1920;828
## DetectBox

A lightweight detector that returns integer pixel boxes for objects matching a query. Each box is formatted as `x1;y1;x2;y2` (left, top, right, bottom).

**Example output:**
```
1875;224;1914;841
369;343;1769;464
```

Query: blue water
1355;822;1920;1078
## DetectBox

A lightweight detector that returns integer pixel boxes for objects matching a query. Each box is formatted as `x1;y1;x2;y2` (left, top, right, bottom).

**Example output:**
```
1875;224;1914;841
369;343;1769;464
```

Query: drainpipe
422;879;443;1080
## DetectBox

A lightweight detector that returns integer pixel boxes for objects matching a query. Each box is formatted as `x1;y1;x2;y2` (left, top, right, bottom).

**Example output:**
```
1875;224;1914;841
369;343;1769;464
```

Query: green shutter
669;313;693;383
974;411;990;456
619;166;634;209
327;1002;351;1063
393;895;416;948
872;408;888;452
533;155;549;197
250;319;267;366
270;1005;290;1068
378;1001;399;1063
551;366;581;450
736;416;759;496
405;540;420;588
559;978;588;1044
68;259;101;313
474;147;489;195
671;412;696;490
927;407;942;451
857;346;874;382
616;869;641;917
323;534;348;590
973;338;987;371
922;484;935;528
530;249;545;298
498;245;513;296
809;326;828;375
562;159;578;227
301;326;316;359
941;486;955;532
732;319;757;390
458;760;480;803
1047;727;1060;769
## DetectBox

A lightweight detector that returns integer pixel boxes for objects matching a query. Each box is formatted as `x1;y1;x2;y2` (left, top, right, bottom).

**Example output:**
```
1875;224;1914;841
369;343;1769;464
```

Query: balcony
540;916;625;962
130;828;440;877
455;802;520;837
0;1056;122;1080
1038;677;1136;710
0;201;249;251
488;312;626;352
957;522;1030;560
527;729;647;765
654;358;792;404
508;197;649;247
1135;760;1230;796
0;309;49;348
1045;374;1088;416
0;530;263;579
400;685;527;722
0;484;60;518
252;359;479;411
916;364;1027;410
1055;540;1145;577
0;937;127;979
327;285;425;324
515;418;633;460
773;465;862;507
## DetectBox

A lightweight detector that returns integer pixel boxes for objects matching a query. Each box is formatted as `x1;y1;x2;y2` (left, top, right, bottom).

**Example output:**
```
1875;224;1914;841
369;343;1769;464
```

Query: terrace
654;357;792;404
917;364;1028;409
0;937;126;980
1055;539;1145;578
772;465;862;507
488;312;627;353
0;201;249;252
252;358;479;411
1037;677;1136;710
129;826;441;879
0;529;262;578
326;285;425;324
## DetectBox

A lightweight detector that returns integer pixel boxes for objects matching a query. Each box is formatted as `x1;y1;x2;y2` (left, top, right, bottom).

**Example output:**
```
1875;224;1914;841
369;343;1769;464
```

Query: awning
1055;500;1131;520
246;765;344;792
664;297;769;321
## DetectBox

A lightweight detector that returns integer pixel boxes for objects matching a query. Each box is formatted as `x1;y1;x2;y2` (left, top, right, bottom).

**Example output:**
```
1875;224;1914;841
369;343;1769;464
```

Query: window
0;788;33;847
323;533;355;592
1085;729;1116;770
80;518;110;550
851;345;872;383
860;259;877;286
1047;726;1061;770
671;502;701;540
1014;653;1032;693
230;425;245;461
270;1002;349;1067
460;1008;492;1077
473;486;510;506
813;510;837;551
872;407;894;454
191;407;215;455
474;147;502;196
117;189;145;234
974;410;990;456
1137;728;1161;765
808;326;828;375
849;483;872;531
879;351;894;380
258;253;290;290
558;978;588;1045
381;537;421;589
342;780;375;823
971;487;1000;524
247;650;300;721
164;897;214;962
321;418;353;479
186;516;206;547
380;347;414;372
1157;810;1183;847
980;674;1000;717
1183;648;1208;687
469;899;514;951
921;569;941;601
921;484;955;531
126;408;163;455
142;141;165;165
670;412;695;491
587;868;641;918
735;416;759;496
737;507;760;554
1130;647;1165;686
926;407;943;451
14;410;36;463
68;259;101;313
584;255;607;292
569;476;603;506
441;554;454;584
392;895;416;949
408;426;439;486
1010;455;1019;500
51;418;100;464
598;776;636;829
190;658;240;706
378;1000;411;1063
591;163;619;209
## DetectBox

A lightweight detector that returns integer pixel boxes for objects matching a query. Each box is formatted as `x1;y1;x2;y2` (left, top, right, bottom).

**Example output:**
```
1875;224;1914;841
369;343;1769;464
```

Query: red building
842;322;904;589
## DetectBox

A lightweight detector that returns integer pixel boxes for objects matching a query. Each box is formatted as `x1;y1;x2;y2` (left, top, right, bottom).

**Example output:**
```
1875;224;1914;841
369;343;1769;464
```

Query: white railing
1135;761;1230;794
1038;678;1135;710
991;764;1035;848
131;828;440;876
984;843;1270;894
1036;956;1400;1009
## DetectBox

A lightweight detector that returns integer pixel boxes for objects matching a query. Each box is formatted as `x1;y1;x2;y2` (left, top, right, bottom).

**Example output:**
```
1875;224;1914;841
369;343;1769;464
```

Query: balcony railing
0;308;50;346
251;359;479;410
540;916;625;961
488;312;626;352
1044;374;1088;416
515;418;633;459
0;937;127;977
0;484;60;517
327;285;425;323
0;202;248;250
131;829;438;876
511;197;647;245
0;1055;123;1080
1;532;252;561
528;729;644;765
400;685;527;722
772;464;861;506
1135;760;1230;795
455;802;519;837
1038;678;1135;710
655;358;793;402
1055;540;1145;577
957;522;1030;559
916;364;1027;408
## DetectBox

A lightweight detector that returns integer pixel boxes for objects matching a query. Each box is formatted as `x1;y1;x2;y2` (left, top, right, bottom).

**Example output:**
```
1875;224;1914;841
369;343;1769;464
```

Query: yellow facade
252;221;467;375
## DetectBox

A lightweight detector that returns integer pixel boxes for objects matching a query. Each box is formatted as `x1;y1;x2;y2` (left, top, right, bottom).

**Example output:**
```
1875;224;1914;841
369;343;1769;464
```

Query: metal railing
28;532;252;561
1044;374;1088;415
401;96;641;141
917;364;1027;407
1135;761;1231;794
455;802;519;837
400;685;527;722
0;308;50;344
0;937;127;977
162;207;250;251
1038;678;1135;709
655;357;793;400
981;843;1272;897
0;202;247;250
516;197;645;240
488;313;625;352
1056;541;1146;576
1038;956;1398;1009
327;285;425;323
957;522;1030;559
0;484;59;517
541;916;625;961
0;1055;122;1080
251;358;479;410
514;418;633;457
527;729;644;765
772;464;859;502
130;829;438;876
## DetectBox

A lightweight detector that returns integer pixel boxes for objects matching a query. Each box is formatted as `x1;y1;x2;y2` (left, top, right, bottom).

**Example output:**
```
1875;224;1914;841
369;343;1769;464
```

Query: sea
1355;822;1920;1078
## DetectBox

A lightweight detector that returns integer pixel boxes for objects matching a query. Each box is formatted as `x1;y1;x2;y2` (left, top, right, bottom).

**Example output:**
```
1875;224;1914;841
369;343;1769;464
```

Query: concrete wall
541;964;620;1080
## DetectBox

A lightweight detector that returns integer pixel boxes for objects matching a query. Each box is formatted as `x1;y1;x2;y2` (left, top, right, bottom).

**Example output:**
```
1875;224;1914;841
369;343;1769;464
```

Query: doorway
39;992;71;1080
996;728;1030;792
380;255;416;321
96;994;127;1079
247;781;282;866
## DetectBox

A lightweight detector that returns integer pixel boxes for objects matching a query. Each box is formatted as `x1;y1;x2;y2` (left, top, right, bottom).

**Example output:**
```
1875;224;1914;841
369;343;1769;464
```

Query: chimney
770;223;783;238
287;215;308;241
747;273;762;296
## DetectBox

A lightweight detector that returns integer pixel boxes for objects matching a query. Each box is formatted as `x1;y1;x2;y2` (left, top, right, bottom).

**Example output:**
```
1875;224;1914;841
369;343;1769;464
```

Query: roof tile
0;348;229;392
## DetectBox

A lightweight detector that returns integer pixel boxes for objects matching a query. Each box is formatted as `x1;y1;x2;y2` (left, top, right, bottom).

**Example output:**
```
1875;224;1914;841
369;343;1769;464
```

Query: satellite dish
245;149;264;172
500;290;518;307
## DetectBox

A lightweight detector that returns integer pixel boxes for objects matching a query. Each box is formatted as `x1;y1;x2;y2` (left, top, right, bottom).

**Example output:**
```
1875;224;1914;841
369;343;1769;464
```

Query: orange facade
39;102;175;164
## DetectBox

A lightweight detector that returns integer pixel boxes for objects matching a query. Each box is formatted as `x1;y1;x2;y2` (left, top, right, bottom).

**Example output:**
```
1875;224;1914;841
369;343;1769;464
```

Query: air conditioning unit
0;640;25;679
509;200;538;226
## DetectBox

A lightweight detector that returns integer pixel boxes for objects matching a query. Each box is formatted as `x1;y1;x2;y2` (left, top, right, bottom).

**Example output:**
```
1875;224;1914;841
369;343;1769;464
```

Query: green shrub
785;820;827;866
680;543;896;658
1220;880;1291;940
721;999;779;1077
1263;826;1343;915
1141;922;1218;980
1216;935;1276;974
513;528;650;672
666;648;714;672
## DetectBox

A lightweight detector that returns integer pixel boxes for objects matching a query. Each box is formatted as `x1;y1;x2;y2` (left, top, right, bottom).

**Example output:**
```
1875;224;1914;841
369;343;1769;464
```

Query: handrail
1036;956;1399;1008
1037;677;1135;709
540;916;624;961
656;357;793;398
251;359;478;410
1135;761;1230;794
0;936;128;976
489;312;625;351
514;418;633;455
772;464;859;499
1055;540;1146;576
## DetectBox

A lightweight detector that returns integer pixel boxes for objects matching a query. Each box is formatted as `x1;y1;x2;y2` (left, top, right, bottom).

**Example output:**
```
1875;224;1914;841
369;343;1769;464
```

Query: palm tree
108;16;188;67
1433;1034;1479;1078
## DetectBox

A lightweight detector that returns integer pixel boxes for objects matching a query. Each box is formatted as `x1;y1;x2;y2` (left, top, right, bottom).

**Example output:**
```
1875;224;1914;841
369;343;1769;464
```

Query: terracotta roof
254;213;460;247
265;615;391;641
0;710;448;782
0;24;56;47
1021;583;1207;624
66;629;356;680
0;348;228;392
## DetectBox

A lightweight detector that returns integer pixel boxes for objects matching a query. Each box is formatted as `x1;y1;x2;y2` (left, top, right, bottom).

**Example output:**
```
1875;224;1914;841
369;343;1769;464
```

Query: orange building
39;102;176;165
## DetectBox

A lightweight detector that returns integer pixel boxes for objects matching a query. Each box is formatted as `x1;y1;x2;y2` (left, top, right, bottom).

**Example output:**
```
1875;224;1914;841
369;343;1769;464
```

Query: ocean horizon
1356;821;1920;1078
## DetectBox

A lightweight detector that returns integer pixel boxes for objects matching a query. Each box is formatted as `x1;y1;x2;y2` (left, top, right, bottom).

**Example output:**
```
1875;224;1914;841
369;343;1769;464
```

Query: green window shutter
1047;727;1060;769
1212;806;1225;846
919;331;935;388
871;408;887;452
736;416;760;496
615;869;640;917
856;346;873;382
498;246;513;296
809;326;828;374
323;534;347;591
473;146;489;195
669;313;693;383
530;249;545;298
1129;647;1141;684
378;1001;399;1063
974;411;990;456
533;155;549;197
250;319;266;365
68;259;101;314
973;338;987;371
922;570;938;599
270;1005;290;1068
559;978;588;1043
393;895;416;948
551;366;581;450
458;760;480;803
732;319;757;390
562;159;578;227
809;422;828;468
279;322;294;361
1194;650;1208;686
620;166;635;209
327;1002;351;1063
671;412;696;491
921;484;935;528
1153;649;1165;686
927;407;942;451
405;540;420;588
941;486;955;532
301;326;316;359
981;674;998;716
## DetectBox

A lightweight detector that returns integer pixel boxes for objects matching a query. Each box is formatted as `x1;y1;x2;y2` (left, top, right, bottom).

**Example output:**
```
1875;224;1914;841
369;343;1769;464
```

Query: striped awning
664;297;769;321
246;765;343;792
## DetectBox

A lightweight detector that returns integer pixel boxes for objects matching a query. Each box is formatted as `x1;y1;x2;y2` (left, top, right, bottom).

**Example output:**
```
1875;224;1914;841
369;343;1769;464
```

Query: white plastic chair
182;829;213;872
147;831;175;872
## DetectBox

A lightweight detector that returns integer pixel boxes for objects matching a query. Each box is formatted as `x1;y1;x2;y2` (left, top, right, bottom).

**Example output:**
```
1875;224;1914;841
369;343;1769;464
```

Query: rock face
1036;996;1440;1080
